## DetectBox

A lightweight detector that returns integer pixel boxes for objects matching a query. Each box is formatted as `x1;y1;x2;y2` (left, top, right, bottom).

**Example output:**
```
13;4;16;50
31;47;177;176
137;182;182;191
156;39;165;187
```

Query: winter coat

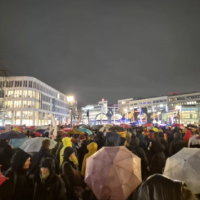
93;132;104;150
0;150;32;200
0;140;14;172
184;130;193;145
50;139;62;156
138;134;147;151
33;157;66;200
149;141;166;174
169;132;187;156
8;137;28;149
60;137;78;166
81;142;98;176
30;148;58;175
78;140;89;171
137;174;184;200
158;137;168;157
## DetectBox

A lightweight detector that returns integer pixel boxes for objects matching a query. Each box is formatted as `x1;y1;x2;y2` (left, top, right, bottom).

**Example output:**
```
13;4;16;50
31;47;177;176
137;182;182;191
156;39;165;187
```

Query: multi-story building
81;100;121;125
0;76;71;126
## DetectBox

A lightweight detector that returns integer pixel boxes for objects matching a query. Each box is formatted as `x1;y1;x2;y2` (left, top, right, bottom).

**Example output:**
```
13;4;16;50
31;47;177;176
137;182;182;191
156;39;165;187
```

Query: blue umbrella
78;128;93;135
8;136;28;149
0;131;26;140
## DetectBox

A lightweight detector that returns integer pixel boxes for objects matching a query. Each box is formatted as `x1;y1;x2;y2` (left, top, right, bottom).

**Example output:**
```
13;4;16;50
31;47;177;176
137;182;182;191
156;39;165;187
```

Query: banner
50;114;57;139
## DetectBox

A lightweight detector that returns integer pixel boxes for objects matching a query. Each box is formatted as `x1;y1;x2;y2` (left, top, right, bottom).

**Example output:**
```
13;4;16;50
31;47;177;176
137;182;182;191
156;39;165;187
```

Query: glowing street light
67;96;74;103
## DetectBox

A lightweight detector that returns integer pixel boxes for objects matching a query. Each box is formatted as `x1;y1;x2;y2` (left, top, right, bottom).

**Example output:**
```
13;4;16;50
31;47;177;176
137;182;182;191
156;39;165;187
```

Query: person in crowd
29;133;36;138
77;135;89;171
50;135;62;156
128;135;149;180
158;132;168;157
0;150;32;200
138;131;147;151
71;137;78;156
0;139;14;172
149;140;166;174
81;142;98;176
188;129;200;148
30;139;58;175
137;174;197;200
33;157;66;200
184;129;194;145
149;131;156;142
60;137;78;167
61;147;86;199
169;132;187;156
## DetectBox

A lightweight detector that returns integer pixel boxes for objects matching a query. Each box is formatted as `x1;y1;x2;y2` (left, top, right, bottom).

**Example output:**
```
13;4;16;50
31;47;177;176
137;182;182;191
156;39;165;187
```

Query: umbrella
172;124;184;129
57;130;65;135
163;148;200;194
153;127;158;132
29;126;35;130
36;129;46;134
120;124;131;129
85;146;142;200
62;128;72;132
66;129;85;135
143;123;153;127
92;125;104;131
78;128;93;135
108;126;126;138
0;131;26;140
12;127;23;132
33;132;42;137
187;124;197;128
106;132;122;146
0;167;7;185
20;137;57;152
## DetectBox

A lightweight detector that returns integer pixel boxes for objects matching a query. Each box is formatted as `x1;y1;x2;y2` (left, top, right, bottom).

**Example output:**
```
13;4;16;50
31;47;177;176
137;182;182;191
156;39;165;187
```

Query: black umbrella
92;125;103;131
108;126;126;133
187;124;197;128
0;131;26;140
106;132;122;146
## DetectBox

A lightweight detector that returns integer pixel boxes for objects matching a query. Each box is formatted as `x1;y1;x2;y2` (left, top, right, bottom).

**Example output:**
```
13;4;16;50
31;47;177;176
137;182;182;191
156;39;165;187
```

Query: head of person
64;147;76;163
149;130;155;140
158;132;164;138
39;157;55;183
129;135;139;148
10;150;31;172
79;134;86;143
41;139;50;150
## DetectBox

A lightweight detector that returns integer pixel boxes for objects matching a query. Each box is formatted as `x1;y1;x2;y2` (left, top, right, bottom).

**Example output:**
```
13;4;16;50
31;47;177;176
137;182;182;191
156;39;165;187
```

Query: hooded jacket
78;139;89;171
137;174;184;200
0;150;32;200
149;141;166;174
138;133;147;150
81;142;98;176
93;132;104;150
33;157;66;200
184;130;194;145
60;137;78;166
0;140;14;172
169;132;187;156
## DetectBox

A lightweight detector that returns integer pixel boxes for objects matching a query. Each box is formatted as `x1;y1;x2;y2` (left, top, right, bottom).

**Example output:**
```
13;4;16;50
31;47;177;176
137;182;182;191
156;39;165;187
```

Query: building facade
0;76;71;126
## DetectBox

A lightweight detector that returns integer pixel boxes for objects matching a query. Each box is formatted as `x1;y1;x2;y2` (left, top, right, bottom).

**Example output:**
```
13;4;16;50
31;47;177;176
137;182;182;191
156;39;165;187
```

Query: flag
50;114;57;139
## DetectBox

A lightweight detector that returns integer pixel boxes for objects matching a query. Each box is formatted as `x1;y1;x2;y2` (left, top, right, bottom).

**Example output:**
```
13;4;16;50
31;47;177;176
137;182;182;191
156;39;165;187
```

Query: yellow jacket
60;137;78;166
81;142;98;176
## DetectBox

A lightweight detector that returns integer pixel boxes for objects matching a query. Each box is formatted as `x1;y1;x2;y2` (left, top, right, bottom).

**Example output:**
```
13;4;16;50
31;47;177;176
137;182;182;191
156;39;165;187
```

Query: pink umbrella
143;123;153;127
62;128;72;132
85;146;142;200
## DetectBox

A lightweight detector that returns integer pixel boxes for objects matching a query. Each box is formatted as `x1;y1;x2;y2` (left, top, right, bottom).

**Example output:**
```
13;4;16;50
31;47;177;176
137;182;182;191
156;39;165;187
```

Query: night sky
0;0;200;106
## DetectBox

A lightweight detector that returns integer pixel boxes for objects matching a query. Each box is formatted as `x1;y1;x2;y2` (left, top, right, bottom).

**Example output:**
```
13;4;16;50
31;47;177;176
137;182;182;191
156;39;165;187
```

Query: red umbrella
57;131;65;135
143;123;153;127
0;167;7;185
120;124;131;129
85;146;142;200
62;128;72;132
29;126;35;130
34;132;42;137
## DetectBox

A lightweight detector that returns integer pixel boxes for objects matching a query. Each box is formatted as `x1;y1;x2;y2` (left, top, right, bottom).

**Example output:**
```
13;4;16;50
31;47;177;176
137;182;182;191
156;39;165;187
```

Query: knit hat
79;134;86;140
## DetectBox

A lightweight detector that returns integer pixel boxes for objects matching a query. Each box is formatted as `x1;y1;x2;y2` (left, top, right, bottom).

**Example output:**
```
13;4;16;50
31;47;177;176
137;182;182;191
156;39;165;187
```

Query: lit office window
15;90;22;98
27;90;32;98
14;101;21;108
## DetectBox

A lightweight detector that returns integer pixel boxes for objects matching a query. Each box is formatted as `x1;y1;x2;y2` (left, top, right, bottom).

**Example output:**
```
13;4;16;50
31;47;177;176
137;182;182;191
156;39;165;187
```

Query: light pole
67;96;74;128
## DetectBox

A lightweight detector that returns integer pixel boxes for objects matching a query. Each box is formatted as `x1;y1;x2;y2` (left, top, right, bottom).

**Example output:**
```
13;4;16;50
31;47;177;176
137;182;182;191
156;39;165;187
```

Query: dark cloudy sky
0;0;200;106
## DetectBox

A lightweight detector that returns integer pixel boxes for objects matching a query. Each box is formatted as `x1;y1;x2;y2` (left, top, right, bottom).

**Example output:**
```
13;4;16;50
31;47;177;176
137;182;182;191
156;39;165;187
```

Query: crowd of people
0;124;199;200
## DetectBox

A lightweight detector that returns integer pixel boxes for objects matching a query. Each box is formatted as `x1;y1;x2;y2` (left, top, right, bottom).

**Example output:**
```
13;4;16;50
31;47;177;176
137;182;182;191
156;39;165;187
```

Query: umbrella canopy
0;131;26;140
0;168;7;185
92;125;104;131
78;128;93;135
108;126;126;133
143;123;153;127
163;148;200;194
66;129;85;135
12;127;23;132
29;126;35;130
20;137;57;152
187;124;197;128
153;127;158;132
34;132;42;137
106;132;122;146
172;124;184;129
36;129;46;134
57;130;65;135
120;124;131;129
85;146;142;200
62;128;72;132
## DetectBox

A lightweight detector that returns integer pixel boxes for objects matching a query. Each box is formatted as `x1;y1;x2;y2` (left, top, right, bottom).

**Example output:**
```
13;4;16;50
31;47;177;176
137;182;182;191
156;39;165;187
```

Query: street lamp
67;96;74;128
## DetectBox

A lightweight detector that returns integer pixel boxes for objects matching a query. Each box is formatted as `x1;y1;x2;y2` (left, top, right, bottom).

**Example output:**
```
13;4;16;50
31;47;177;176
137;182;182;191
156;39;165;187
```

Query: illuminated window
14;90;22;98
14;101;21;108
8;90;14;97
23;100;27;108
27;90;32;98
23;90;28;97
121;101;125;104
